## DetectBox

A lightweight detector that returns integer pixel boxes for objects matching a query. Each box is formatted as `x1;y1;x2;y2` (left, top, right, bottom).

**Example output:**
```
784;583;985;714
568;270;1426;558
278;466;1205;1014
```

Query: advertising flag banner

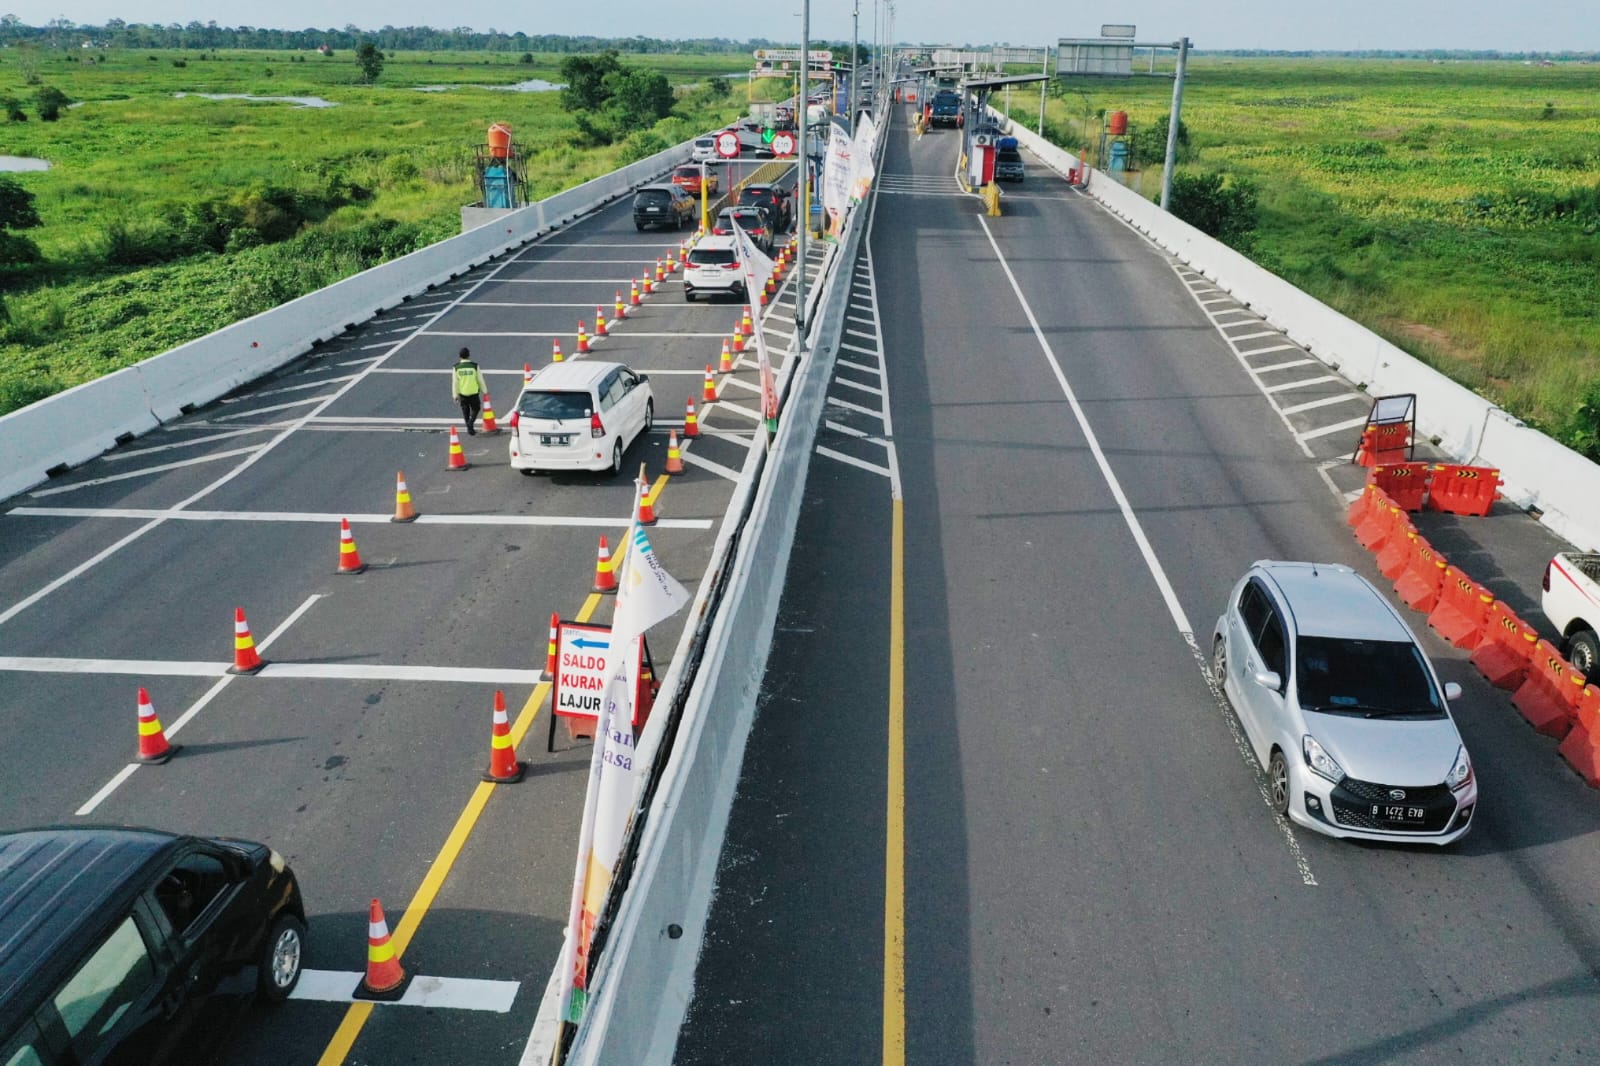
731;222;779;426
850;113;879;202
822;124;854;238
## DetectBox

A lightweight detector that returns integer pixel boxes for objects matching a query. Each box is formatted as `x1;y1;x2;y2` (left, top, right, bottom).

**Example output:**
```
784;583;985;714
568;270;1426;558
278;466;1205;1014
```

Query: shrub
171;58;186;68
35;85;68;121
1132;114;1190;168
378;155;421;186
1568;379;1600;463
519;52;534;65
1167;171;1260;250
618;131;668;164
2;95;24;122
0;231;42;268
0;372;61;412
0;178;41;231
103;217;184;266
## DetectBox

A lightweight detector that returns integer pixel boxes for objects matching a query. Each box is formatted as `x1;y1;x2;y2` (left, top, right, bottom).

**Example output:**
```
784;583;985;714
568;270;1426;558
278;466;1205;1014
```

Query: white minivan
691;135;718;162
508;361;654;476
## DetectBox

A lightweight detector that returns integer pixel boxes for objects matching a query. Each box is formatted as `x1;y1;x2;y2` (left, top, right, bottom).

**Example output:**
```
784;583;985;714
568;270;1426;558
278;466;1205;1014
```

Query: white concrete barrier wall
995;109;1600;552
0;136;698;505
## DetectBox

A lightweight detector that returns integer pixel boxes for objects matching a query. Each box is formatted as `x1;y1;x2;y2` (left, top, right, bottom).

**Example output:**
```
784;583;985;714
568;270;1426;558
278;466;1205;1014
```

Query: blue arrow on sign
572;636;610;650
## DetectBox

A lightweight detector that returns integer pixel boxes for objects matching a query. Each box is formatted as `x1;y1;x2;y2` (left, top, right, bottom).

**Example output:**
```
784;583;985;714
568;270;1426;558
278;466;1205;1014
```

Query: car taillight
509;411;520;429
729;261;740;270
590;412;605;439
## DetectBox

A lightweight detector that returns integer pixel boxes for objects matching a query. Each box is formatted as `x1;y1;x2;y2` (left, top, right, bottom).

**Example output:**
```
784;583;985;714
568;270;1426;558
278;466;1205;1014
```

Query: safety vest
453;361;482;396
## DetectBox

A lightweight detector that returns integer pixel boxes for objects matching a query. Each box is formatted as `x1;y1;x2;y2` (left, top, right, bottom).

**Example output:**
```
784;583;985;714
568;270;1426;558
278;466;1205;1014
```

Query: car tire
1267;749;1290;817
519;468;536;477
635;222;646;232
684;289;695;303
643;399;654;435
607;440;624;478
1211;637;1227;692
1569;629;1600;676
258;913;305;1003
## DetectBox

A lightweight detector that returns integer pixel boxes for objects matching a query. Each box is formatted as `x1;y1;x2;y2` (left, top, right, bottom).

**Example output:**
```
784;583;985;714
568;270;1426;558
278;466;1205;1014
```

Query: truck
1543;553;1600;675
930;89;963;128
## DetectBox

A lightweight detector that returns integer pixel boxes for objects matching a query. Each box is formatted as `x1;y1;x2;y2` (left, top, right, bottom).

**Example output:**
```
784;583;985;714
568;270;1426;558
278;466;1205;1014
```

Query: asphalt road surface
0;156;810;1065
678;105;1600;1064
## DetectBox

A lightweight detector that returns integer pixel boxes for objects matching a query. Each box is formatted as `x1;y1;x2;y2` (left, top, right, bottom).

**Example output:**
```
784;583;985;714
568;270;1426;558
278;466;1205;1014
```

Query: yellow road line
316;593;603;1066
883;498;906;1064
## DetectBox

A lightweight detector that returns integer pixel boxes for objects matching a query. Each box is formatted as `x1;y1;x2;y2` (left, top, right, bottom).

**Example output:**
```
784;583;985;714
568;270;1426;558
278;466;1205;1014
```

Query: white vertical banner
850;113;878;202
731;223;780;428
821;124;854;238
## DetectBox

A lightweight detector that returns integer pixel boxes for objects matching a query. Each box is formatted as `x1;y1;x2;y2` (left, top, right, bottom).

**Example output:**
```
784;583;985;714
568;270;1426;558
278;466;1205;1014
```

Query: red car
671;164;720;197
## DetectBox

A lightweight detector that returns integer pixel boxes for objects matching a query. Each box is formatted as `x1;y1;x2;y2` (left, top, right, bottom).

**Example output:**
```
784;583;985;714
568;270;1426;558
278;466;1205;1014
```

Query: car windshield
1296;636;1445;719
518;390;592;421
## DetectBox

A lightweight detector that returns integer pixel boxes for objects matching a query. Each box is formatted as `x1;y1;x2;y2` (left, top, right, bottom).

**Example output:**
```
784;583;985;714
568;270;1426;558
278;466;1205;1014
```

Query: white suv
683;236;746;303
1212;561;1476;845
508;361;653;476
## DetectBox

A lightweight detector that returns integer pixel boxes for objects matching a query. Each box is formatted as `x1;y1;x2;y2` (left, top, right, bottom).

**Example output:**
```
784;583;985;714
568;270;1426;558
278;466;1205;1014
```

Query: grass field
1031;57;1600;449
0;47;751;412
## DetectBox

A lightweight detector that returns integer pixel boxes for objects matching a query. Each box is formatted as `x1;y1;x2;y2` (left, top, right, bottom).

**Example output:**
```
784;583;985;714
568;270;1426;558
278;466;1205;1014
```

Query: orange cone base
138;743;180;766
337;562;367;575
483;760;525;784
390;513;418;524
355;972;410;1000
227;659;268;676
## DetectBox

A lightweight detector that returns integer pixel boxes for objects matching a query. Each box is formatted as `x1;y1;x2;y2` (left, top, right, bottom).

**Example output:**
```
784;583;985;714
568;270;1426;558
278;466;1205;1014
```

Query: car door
42;912;169;1066
1243;591;1291;762
618;369;647;443
1229;580;1280;754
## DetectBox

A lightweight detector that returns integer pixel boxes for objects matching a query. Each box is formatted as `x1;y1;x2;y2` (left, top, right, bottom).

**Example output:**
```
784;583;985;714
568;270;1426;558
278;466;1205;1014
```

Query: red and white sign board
716;130;741;159
770;131;796;158
552;622;650;729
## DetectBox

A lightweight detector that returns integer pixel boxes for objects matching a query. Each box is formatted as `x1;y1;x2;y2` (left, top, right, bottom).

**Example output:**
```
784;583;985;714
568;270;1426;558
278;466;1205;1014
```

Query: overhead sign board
754;48;833;64
1101;24;1137;38
552;621;651;729
1057;39;1134;76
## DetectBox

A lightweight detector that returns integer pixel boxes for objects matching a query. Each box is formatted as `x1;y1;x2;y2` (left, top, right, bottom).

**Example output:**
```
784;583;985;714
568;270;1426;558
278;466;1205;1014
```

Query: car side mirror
1252;669;1282;691
1443;682;1463;702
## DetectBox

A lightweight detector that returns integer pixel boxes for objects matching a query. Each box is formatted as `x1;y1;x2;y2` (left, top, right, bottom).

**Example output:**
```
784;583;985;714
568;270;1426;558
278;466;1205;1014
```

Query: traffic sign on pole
770;131;797;158
715;130;741;159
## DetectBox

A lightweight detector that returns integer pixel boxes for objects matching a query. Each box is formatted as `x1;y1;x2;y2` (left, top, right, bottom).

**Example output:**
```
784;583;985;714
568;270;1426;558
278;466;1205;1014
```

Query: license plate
540;434;570;447
1372;804;1426;822
646;207;661;213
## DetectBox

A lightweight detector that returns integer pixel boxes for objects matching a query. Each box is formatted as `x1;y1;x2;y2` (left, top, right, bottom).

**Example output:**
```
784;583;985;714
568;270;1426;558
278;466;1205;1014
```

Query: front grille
1330;777;1456;833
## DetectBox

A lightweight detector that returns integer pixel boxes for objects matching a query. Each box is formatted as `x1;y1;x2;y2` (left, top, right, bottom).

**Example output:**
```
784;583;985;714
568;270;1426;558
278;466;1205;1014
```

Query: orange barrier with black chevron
1469;602;1536;691
1511;640;1585;739
1393;538;1446;613
1370;463;1431;512
1353;490;1400;551
1355;422;1411;467
1427;464;1501;517
1559;686;1600;785
1426;568;1492;649
1375;516;1417;581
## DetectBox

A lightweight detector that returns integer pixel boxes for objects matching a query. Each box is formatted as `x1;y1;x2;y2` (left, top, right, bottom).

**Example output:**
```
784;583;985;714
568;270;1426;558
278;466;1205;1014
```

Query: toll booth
969;131;996;186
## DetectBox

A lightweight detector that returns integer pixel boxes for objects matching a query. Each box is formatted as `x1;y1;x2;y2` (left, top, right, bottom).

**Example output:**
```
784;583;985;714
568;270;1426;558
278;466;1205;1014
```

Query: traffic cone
759;287;769;307
552;339;563;363
665;429;684;474
643;271;655;295
742;305;754;336
593;535;617;594
523;362;533;386
360;898;407;997
666;250;677;274
684;398;700;438
391;470;417;523
446;425;468;471
229;607;266;675
480;390;499;435
732;327;746;355
630;280;641;306
595;307;608;337
655;257;664;282
679;237;689;261
540;612;558;682
576;321;589;354
719;339;734;373
482;690;525;784
337;518;366;575
703;366;717;403
135;687;178;764
637;469;658;526
614;291;626;321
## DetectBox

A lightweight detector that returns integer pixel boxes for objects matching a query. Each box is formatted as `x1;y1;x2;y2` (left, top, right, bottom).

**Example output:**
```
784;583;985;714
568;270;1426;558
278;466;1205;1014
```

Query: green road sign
761;127;776;144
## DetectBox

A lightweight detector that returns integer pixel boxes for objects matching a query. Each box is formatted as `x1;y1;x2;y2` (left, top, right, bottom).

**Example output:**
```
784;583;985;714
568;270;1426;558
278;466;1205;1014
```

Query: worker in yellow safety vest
452;347;486;435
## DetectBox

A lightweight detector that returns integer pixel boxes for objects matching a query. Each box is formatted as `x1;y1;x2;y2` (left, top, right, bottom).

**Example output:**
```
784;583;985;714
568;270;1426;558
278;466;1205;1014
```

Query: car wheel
519;468;536;477
1211;637;1227;691
1267;749;1290;817
643;399;654;434
258;913;305;1003
1570;629;1600;676
607;440;624;478
635;222;646;232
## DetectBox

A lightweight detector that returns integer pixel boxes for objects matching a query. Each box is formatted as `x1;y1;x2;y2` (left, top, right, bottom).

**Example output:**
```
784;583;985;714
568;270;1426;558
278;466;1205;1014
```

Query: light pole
795;0;809;342
1158;36;1190;211
850;0;859;135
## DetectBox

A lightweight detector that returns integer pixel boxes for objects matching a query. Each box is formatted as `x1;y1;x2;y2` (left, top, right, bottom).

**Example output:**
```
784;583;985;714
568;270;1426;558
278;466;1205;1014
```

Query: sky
5;0;1597;52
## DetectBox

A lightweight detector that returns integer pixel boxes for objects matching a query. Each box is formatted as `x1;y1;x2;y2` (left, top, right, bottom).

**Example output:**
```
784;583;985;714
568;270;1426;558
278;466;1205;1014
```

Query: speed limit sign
715;130;741;159
770;131;796;157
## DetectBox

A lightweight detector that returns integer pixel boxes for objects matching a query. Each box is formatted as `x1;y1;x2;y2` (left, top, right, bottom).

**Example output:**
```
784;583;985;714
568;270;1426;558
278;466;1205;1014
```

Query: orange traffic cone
576;321;590;354
643;271;655;295
703;366;717;403
480;390;499;435
360;898;407;997
614;291;626;321
483;690;525;783
655;258;664;282
523;362;533;386
595;307;608;337
541;612;558;682
732;328;746;355
391;470;417;523
630;281;641;306
446;425;468;471
552;339;563;363
719;339;734;373
666;250;678;274
337;517;367;575
229;607;266;675
593;535;617;594
665;429;684;474
759;287;769;307
135;687;178;764
742;306;754;337
684;398;700;438
637;468;658;526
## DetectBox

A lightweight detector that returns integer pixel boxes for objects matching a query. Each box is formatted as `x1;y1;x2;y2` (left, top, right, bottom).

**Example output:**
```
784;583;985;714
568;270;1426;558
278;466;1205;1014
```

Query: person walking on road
452;347;486;435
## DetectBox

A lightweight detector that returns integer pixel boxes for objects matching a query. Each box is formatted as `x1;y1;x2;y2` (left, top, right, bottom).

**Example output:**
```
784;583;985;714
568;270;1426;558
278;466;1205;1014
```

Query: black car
735;184;792;233
712;206;773;252
0;826;305;1065
994;148;1026;183
632;184;696;231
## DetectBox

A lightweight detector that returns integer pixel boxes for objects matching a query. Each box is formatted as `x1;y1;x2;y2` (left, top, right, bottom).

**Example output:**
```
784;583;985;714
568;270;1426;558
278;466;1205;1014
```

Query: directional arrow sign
572;636;610;650
554;621;616;722
761;127;776;144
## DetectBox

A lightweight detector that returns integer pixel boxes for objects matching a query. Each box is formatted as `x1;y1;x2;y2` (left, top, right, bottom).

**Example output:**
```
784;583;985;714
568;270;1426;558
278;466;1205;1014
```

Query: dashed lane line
4;657;547;684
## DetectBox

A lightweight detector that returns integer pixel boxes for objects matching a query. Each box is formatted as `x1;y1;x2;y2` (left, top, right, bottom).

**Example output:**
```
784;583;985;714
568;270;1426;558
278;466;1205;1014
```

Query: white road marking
840;341;877;356
1254;359;1316;375
75;767;139;818
210;396;327;421
291;970;520;1011
1225;329;1282;342
1299;414;1372;441
9;506;711;529
826;395;884;420
444;301;614;308
837;359;882;376
28;447;263;498
679;450;741;481
1280;393;1367;416
720;377;764;395
709;399;763;422
1239;343;1299;357
370;368;529;376
1264;375;1339;394
833;377;884;397
229;374;359;400
103;427;278;462
816;445;892;478
3;656;549;685
824;419;886;444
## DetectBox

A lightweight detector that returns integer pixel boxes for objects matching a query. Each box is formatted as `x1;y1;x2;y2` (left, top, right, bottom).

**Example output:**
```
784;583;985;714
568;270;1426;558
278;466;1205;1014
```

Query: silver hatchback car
1212;561;1476;845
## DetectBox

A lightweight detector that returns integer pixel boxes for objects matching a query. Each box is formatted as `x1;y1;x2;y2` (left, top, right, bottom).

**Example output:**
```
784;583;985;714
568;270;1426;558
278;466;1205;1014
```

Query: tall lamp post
850;0;859;135
795;0;809;343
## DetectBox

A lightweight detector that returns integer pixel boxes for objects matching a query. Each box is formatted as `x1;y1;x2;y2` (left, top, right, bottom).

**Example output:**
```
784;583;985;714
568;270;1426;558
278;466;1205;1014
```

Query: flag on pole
731;222;779;429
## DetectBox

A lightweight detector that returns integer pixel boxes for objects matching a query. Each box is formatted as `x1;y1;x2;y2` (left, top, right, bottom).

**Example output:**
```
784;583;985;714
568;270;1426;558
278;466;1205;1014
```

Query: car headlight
1302;735;1345;784
1445;746;1473;790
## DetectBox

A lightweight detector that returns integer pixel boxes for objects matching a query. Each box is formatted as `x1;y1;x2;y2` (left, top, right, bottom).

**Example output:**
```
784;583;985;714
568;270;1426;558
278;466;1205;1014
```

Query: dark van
631;184;696;231
0;826;305;1065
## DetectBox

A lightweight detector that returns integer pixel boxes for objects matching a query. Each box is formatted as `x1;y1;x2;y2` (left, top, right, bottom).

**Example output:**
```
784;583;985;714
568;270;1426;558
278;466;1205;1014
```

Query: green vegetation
0;46;748;415
1041;58;1600;455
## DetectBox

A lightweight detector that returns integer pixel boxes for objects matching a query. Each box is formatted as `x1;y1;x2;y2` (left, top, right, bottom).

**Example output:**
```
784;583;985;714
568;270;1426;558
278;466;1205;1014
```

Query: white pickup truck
1543;553;1600;675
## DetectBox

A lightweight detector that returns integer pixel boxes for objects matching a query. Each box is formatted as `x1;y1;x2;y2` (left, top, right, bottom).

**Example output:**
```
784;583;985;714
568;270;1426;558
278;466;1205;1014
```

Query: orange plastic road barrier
719;339;734;374
665;429;684;474
1426;569;1492;649
1558;720;1600;787
1370;463;1431;512
732;327;746;354
361;898;407;996
630;281;641;307
637;469;658;526
135;687;178;764
541;612;559;682
1375;518;1417;581
391;470;417;523
684;399;700;438
446;426;469;471
483;690;525;784
576;321;590;354
1579;682;1600;739
1469;602;1535;691
229;607;266;675
595;307;608;337
1354;491;1400;552
1427;464;1502;518
1511;640;1584;738
1355;423;1410;468
703;366;717;404
337;518;367;575
1345;482;1382;529
480;390;499;435
593;535;618;594
1393;540;1446;613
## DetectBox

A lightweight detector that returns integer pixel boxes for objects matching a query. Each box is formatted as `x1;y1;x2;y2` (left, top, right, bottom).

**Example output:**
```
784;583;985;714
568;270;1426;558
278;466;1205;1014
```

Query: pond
413;79;564;94
0;156;50;172
173;92;337;108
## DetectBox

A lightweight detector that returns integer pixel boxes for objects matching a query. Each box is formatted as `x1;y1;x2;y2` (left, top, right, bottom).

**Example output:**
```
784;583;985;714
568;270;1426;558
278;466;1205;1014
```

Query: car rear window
674;167;697;178
636;190;670;204
518;390;592;420
997;150;1023;162
1296;637;1445;718
689;248;737;266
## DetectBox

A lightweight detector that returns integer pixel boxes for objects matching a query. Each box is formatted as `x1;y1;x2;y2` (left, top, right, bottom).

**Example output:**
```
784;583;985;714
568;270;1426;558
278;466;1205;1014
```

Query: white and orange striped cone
480;390;500;435
684;398;700;438
360;898;407;997
643;271;655;295
759;286;769;307
741;305;754;337
614;292;626;321
719;339;734;374
732;327;746;355
135;687;178;764
702;366;717;404
229;607;266;675
576;321;590;354
678;237;688;260
391;470;417;523
665;429;684;474
337;517;367;575
483;690;525;783
595;307;608;337
593;535;617;594
552;339;563;363
636;468;658;526
630;280;641;306
541;612;558;682
523;362;534;386
655;257;665;282
666;249;678;274
446;425;469;471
